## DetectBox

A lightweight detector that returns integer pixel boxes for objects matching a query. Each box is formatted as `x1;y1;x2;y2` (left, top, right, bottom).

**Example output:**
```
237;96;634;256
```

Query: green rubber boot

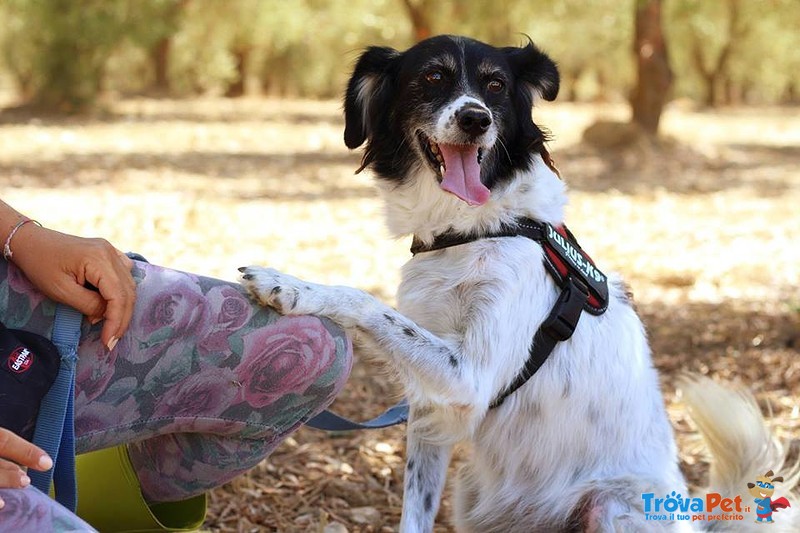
74;445;207;532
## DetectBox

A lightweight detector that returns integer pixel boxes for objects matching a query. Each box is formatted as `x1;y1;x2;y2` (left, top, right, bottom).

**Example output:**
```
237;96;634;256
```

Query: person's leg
0;487;97;531
0;259;352;504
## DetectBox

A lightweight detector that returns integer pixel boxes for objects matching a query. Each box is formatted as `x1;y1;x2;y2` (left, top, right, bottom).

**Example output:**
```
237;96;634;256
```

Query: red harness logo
7;346;33;373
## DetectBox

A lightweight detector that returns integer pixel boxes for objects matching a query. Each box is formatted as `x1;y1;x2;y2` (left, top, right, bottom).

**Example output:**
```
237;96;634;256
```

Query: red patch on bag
7;346;33;374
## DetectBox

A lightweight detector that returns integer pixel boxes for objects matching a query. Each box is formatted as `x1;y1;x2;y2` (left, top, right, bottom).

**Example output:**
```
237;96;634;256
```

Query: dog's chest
396;260;471;339
396;239;544;338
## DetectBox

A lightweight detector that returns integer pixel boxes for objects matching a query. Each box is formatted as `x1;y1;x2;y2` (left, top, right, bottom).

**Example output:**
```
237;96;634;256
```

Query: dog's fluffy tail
679;375;798;532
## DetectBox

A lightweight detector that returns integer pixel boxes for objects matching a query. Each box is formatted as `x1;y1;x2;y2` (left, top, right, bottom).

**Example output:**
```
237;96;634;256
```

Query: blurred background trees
0;0;797;118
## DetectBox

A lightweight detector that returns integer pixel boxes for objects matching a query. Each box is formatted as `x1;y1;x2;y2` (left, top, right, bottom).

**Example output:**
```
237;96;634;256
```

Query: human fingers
0;428;52;473
85;247;137;349
0;459;30;489
117;250;134;270
7;226;137;347
8;229;117;325
55;280;108;325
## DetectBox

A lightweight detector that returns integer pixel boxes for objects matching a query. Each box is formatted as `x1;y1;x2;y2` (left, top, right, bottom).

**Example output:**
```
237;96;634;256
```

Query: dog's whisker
390;136;410;168
496;135;513;166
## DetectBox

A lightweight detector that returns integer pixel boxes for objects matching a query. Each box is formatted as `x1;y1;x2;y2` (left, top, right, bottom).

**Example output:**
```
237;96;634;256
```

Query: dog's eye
425;70;444;84
487;79;505;93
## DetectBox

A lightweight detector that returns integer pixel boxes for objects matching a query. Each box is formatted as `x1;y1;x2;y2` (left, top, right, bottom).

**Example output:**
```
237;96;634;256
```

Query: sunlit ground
2;97;798;531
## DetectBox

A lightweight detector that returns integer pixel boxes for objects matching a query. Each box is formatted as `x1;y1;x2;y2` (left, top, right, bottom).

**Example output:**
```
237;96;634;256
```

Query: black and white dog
241;36;796;532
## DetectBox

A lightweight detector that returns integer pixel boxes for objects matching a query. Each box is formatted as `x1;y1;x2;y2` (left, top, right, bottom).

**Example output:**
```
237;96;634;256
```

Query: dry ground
1;97;798;532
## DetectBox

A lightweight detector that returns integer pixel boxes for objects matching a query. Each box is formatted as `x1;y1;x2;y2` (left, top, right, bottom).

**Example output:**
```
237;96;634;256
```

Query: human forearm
1;199;136;349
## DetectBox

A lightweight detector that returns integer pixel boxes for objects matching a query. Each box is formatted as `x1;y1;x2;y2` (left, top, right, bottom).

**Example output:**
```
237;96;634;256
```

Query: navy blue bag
0;320;61;440
0;305;83;511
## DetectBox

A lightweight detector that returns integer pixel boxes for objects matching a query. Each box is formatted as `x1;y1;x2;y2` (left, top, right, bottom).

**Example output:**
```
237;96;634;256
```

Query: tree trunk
690;36;718;107
400;0;433;42
784;82;799;105
688;0;746;108
151;37;171;93
563;66;583;102
723;76;740;106
630;0;672;135
225;47;249;98
595;69;610;102
148;0;190;94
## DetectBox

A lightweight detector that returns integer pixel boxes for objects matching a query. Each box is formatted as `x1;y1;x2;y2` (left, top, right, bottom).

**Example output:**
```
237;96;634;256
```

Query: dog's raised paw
239;266;306;314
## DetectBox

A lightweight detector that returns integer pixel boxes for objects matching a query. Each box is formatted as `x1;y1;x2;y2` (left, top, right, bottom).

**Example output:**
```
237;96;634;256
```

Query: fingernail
90;317;102;325
20;475;30;487
107;337;119;351
0;497;5;509
39;455;53;470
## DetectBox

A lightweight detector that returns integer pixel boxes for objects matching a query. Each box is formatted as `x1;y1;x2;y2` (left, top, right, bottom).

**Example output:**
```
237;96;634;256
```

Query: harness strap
489;277;587;409
411;217;606;410
412;218;607;314
29;303;82;511
410;220;545;255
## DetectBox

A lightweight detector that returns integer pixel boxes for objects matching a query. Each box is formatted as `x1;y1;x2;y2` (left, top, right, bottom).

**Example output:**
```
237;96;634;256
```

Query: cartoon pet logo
747;470;791;523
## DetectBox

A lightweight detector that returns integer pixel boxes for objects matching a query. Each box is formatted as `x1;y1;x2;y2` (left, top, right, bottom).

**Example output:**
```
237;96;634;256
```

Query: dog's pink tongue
438;144;490;206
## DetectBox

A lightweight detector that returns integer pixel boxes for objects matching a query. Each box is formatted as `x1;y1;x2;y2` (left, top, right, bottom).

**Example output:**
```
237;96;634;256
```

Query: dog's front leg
240;267;480;403
400;410;452;533
239;267;366;328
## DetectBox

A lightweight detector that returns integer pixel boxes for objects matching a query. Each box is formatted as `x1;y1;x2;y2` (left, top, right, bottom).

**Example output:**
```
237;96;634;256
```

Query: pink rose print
0;488;63;530
126;266;211;364
126;434;184;501
236;316;338;408
75;392;141;436
75;334;121;401
153;366;240;418
198;285;253;356
6;262;45;310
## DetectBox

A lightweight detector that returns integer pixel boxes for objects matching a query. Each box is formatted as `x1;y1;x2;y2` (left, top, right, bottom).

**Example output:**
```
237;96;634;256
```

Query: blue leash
28;304;82;512
306;399;409;431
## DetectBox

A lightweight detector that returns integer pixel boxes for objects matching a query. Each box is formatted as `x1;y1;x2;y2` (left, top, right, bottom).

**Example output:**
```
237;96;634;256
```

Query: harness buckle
541;277;589;342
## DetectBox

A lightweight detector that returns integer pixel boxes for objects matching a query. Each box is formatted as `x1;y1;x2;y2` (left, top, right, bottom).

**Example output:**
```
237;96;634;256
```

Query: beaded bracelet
3;217;42;261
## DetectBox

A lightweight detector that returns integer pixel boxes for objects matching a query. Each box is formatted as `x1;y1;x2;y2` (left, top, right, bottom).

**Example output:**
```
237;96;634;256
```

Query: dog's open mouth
418;131;490;206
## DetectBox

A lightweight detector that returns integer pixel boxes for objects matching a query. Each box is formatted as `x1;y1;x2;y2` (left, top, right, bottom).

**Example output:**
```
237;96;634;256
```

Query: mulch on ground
1;98;797;532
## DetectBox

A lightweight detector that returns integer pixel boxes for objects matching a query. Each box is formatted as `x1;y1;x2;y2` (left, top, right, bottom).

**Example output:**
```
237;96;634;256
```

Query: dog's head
344;35;559;206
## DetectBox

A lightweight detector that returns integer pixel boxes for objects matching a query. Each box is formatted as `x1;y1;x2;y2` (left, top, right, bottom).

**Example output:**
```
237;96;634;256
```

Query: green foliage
666;0;800;105
1;0;137;110
0;2;39;99
165;0;410;97
0;0;797;110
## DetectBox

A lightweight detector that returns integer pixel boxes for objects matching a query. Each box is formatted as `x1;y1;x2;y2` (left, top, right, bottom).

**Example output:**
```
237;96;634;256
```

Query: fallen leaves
1;98;797;532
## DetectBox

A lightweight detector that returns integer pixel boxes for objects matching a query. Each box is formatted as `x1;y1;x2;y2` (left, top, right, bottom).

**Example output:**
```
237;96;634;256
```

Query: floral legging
0;259;352;531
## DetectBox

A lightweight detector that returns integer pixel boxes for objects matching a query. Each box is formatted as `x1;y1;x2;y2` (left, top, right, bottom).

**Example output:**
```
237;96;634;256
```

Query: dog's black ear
772;476;784;483
344;46;399;149
502;40;558;150
503;40;560;102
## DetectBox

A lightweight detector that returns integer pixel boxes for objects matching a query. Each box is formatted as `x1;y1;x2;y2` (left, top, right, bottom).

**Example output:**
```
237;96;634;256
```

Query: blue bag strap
28;304;82;512
305;399;409;431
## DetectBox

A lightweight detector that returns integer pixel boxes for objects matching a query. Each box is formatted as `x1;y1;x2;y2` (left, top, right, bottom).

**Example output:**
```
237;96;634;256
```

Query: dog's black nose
456;106;492;137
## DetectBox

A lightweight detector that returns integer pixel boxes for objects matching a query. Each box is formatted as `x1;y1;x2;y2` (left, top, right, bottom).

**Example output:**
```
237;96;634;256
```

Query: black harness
411;217;609;409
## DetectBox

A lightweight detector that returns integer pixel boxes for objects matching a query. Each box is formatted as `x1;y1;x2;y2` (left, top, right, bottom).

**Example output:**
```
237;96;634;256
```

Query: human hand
0;427;53;507
9;224;136;350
